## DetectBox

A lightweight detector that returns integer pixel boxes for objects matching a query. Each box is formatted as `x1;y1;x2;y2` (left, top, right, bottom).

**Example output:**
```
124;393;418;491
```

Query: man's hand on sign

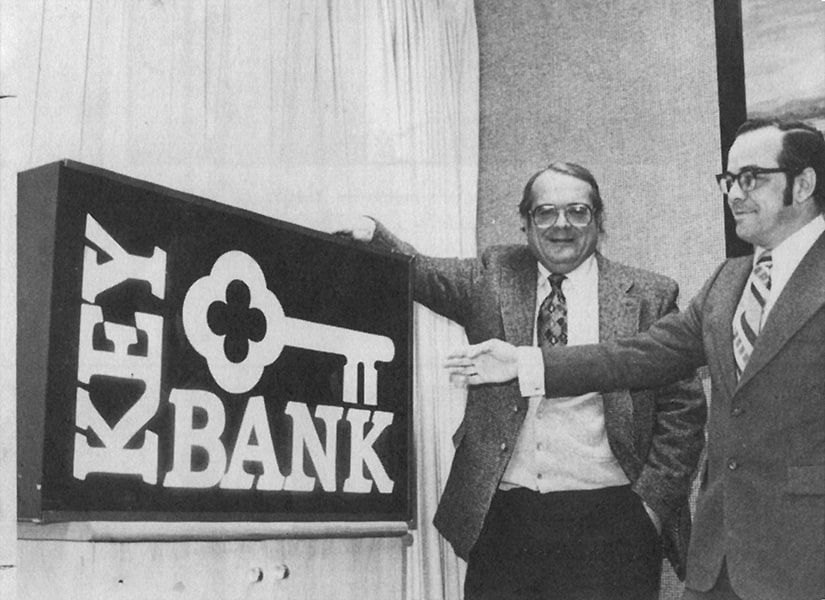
332;216;376;243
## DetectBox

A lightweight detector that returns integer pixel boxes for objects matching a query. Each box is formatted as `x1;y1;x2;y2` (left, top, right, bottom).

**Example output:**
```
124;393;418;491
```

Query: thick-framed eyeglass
715;167;800;194
530;203;594;228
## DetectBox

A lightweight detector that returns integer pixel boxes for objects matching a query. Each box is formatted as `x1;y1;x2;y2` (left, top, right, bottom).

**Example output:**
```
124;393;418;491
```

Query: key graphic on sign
183;250;395;400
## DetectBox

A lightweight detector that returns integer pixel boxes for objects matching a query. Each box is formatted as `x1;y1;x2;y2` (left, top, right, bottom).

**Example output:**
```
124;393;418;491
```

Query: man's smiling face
726;126;800;249
521;170;600;274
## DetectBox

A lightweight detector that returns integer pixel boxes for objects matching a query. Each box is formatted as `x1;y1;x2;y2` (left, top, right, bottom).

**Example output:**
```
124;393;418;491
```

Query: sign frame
17;160;415;527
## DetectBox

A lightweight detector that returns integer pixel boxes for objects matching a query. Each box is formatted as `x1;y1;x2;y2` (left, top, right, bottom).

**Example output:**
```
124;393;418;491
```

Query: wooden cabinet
18;531;408;600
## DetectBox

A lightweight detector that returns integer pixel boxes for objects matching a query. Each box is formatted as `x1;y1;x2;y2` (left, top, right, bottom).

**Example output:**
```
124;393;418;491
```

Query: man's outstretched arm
446;272;712;395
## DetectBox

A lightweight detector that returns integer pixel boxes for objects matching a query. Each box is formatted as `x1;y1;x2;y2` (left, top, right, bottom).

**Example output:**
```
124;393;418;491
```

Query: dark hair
735;118;825;211
518;161;605;230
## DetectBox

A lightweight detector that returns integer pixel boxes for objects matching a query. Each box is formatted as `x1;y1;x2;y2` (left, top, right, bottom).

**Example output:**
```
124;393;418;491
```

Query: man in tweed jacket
346;161;705;599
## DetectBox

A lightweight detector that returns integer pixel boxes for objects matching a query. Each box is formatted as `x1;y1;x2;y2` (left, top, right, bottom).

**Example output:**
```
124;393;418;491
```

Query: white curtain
0;1;477;598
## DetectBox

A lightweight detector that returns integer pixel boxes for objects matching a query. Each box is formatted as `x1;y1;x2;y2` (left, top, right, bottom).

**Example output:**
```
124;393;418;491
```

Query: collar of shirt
535;253;599;346
755;214;825;318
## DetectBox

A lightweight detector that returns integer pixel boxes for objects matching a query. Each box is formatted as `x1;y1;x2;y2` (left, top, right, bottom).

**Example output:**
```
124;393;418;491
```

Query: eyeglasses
715;167;800;194
530;203;594;228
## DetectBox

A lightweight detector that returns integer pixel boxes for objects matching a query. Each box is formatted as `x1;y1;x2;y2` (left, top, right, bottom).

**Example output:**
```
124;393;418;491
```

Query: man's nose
554;211;573;227
726;178;746;201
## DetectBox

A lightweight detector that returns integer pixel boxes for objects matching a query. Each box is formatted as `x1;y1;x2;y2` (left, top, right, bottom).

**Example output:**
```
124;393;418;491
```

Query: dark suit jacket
372;224;706;578
539;233;825;599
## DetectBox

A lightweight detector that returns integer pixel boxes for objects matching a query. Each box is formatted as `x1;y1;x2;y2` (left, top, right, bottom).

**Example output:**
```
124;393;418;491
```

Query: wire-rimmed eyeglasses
530;203;594;229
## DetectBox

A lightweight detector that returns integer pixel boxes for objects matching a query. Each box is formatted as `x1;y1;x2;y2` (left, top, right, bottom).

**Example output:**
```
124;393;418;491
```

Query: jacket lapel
597;255;640;341
597;256;639;454
501;247;538;347
706;257;752;397
737;233;825;389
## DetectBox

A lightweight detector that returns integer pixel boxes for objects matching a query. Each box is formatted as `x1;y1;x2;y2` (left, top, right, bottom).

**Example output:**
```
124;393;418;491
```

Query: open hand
444;338;519;385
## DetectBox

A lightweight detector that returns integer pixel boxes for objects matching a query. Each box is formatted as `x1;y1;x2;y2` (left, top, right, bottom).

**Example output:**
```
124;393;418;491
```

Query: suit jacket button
512;404;519;412
500;442;507;452
731;407;743;417
728;459;739;470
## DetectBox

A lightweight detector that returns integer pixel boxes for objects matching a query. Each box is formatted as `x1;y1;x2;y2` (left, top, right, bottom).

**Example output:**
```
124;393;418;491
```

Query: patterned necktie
732;251;772;378
538;273;567;348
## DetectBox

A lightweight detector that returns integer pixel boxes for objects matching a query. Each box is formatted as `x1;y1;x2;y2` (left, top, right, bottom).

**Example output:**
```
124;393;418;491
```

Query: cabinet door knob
273;564;290;580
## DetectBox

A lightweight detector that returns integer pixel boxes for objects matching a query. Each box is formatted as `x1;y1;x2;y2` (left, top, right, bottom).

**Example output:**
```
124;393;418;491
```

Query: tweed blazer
539;233;825;599
372;223;706;578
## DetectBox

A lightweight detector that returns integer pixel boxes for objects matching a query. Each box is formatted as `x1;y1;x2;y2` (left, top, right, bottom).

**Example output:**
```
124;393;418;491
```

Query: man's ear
520;214;529;233
794;167;817;204
594;211;605;234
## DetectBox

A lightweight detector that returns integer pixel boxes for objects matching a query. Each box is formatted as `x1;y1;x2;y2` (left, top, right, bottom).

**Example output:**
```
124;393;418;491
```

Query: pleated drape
0;1;478;598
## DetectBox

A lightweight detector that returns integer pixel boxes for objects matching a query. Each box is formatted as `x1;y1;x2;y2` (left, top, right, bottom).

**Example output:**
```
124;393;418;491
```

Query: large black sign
18;160;413;523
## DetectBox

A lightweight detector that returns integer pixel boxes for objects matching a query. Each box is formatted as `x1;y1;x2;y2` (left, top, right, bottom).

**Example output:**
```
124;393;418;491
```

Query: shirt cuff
517;346;545;397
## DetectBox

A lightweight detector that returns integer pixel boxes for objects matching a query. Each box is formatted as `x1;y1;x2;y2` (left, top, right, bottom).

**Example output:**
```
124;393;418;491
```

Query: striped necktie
538;274;567;348
732;251;772;378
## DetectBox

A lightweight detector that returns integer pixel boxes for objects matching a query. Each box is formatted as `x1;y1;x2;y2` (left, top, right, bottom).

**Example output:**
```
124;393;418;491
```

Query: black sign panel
18;160;413;523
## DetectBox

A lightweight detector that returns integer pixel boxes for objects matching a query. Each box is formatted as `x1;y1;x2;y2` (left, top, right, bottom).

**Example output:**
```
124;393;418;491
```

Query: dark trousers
464;485;662;600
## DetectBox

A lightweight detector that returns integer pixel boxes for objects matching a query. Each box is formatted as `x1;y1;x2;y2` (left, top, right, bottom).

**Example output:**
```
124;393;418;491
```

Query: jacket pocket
786;465;825;495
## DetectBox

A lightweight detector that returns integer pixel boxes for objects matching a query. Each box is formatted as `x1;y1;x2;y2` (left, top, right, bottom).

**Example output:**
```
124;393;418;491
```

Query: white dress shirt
756;214;825;327
501;254;629;492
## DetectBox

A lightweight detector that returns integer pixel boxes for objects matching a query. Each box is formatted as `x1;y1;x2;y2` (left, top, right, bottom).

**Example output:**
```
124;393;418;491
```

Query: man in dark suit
446;121;825;600
340;161;706;599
